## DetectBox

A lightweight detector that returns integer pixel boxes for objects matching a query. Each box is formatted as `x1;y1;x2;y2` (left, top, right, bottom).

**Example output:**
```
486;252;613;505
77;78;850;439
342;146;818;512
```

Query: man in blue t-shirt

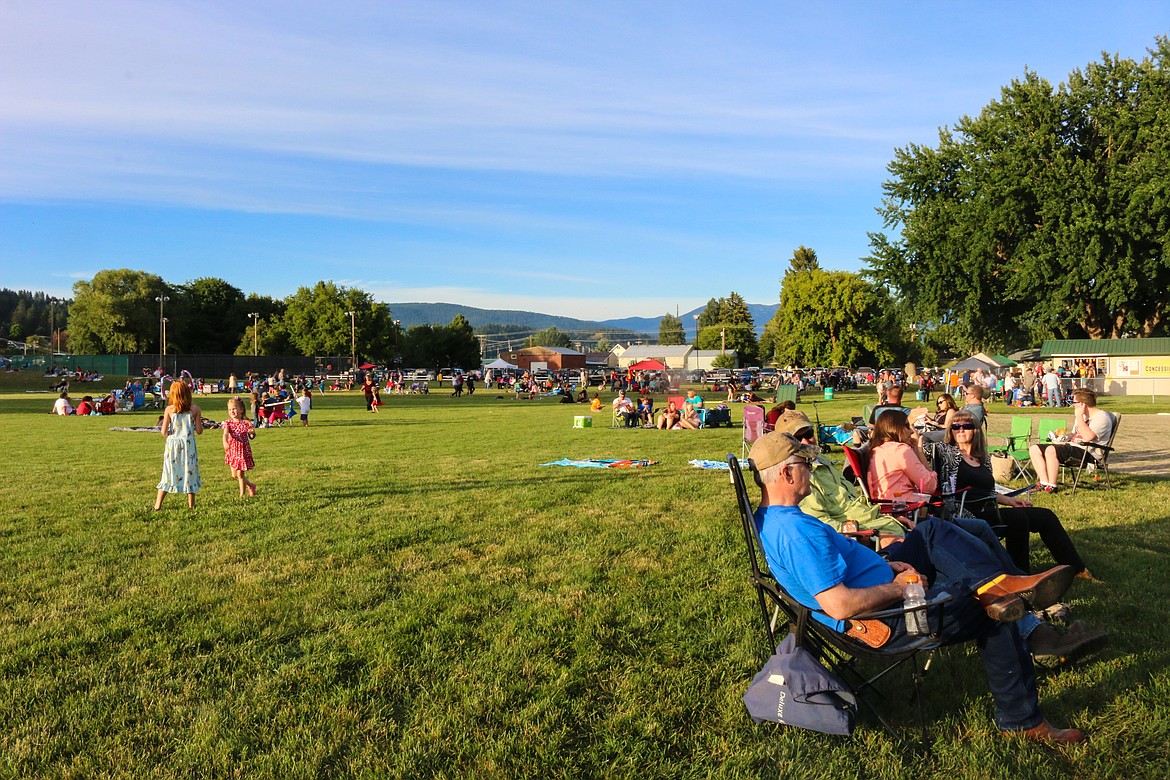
748;431;1085;744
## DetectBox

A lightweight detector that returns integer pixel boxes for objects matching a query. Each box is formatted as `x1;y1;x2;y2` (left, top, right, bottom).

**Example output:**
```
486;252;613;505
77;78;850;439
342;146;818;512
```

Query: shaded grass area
2;380;1169;778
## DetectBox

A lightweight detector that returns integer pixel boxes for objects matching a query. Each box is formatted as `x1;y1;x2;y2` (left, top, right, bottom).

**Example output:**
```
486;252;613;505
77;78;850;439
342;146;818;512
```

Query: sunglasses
951;423;977;431
794;428;815;440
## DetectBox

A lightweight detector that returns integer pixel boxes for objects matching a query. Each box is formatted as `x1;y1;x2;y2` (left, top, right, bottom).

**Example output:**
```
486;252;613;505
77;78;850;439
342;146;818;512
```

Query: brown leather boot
1006;719;1087;744
976;566;1075;622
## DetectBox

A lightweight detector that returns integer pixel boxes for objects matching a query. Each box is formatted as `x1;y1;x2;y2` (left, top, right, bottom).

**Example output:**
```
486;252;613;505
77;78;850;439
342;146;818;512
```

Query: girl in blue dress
154;380;204;510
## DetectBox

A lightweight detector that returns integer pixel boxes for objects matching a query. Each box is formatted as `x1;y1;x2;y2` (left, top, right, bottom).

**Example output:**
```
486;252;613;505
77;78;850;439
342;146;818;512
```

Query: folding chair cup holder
728;454;951;752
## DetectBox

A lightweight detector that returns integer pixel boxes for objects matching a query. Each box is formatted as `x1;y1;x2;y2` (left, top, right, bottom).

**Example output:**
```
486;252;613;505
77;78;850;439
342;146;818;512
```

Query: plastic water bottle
904;575;930;636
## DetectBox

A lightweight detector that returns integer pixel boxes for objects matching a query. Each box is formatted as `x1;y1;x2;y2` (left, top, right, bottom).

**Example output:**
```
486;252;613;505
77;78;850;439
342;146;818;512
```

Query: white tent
484;358;518;370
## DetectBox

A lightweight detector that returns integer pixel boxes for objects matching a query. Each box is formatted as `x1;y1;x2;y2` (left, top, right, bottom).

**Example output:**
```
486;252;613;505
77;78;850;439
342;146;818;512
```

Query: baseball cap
776;409;812;436
748;432;820;471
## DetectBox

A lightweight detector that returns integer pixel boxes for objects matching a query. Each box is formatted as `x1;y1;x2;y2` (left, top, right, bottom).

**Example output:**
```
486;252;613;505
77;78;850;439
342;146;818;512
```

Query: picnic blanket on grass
540;458;658;469
689;459;730;470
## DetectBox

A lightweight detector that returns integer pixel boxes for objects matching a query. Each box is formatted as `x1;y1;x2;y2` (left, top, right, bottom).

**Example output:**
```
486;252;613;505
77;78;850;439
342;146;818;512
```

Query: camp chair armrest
874;500;927;515
1078;440;1113;454
851;591;954;622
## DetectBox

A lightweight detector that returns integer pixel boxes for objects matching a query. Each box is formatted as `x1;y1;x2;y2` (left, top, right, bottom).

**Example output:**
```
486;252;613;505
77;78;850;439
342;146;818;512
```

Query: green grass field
3;375;1169;779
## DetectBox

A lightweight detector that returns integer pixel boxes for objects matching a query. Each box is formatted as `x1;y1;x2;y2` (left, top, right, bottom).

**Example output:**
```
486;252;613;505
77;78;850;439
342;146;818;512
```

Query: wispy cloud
2;1;1163;311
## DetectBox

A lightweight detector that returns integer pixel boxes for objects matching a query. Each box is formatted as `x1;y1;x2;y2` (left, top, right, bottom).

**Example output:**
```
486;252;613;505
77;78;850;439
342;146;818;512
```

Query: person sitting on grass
677;401;701;430
590;393;603;412
656;400;681;430
52;392;73;415
749;431;1087;744
75;395;96;416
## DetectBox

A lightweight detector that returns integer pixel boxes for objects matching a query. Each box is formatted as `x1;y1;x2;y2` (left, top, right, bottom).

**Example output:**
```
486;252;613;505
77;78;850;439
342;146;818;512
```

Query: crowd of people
747;405;1111;744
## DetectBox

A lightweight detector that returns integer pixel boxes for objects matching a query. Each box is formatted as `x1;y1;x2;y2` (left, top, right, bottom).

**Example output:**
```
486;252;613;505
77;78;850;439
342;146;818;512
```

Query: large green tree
867;38;1170;346
527;325;572;348
695;291;758;364
402;315;480;369
281;282;393;360
176;277;247;354
762;267;903;368
232;294;291;356
68;269;170;354
789;245;821;274
657;313;685;345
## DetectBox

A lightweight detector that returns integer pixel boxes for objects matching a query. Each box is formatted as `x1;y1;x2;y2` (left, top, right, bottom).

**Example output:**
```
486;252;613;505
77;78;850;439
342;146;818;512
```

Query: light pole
692;315;700;369
161;318;168;362
345;311;356;375
49;297;60;359
155;295;170;370
393;319;401;365
249;312;260;356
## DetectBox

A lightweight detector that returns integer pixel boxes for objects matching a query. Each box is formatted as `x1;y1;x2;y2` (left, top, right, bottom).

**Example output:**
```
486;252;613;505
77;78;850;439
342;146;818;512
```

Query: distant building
616;344;693;369
1041;337;1170;396
690;349;736;370
504;346;586;372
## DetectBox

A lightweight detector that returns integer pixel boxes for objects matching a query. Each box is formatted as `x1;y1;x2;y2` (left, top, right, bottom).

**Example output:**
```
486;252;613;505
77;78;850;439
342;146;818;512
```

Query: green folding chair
1037;417;1065;447
989;415;1034;480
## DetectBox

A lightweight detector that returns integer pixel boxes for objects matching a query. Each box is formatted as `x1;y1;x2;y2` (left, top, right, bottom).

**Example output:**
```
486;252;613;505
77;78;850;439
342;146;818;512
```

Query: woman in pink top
866;410;938;504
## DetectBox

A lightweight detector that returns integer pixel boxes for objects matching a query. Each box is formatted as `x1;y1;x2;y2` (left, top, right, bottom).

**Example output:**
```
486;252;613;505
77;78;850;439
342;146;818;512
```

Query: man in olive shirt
772;409;905;544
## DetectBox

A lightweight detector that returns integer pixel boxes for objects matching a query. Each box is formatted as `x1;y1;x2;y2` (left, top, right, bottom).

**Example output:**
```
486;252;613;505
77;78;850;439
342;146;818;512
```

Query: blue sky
2;1;1166;320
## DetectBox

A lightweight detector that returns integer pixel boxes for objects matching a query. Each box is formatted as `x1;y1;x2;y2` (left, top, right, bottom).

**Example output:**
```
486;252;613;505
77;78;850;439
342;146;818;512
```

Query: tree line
37;270;480;370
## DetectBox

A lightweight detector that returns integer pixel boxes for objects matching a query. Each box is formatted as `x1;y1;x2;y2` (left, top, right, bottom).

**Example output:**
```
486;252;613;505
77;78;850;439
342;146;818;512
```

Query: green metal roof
1040;338;1170;357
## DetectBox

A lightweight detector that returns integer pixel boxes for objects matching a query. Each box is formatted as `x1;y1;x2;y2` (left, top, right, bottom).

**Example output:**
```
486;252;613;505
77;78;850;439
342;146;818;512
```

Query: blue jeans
884;517;1043;731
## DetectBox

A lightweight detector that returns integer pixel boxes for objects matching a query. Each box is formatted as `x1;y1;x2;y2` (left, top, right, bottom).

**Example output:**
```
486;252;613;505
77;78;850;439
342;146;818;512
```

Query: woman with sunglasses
936;411;1094;579
918;393;959;444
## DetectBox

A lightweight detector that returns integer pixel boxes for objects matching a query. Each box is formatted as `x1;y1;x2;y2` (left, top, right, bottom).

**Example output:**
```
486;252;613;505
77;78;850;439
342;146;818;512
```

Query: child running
222;396;257;496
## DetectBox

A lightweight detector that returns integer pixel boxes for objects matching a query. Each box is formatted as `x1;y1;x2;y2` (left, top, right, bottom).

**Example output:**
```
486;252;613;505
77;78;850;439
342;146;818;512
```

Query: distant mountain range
387;302;779;340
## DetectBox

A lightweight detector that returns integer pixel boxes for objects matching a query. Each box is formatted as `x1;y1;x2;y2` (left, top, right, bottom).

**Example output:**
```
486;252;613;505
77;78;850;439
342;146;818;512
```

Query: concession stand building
1041;337;1170;397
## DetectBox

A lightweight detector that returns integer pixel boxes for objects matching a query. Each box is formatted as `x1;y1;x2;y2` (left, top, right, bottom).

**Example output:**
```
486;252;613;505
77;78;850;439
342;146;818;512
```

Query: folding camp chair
1066;412;1120;494
727;454;950;750
988;415;1034;480
742;405;765;459
1037;417;1065;446
840;445;929;520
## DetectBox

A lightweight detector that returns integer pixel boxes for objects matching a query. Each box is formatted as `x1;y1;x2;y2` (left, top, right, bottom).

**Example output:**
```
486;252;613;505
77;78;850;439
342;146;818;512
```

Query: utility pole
345;311;356;375
48;297;60;358
249;312;260;356
154;295;170;370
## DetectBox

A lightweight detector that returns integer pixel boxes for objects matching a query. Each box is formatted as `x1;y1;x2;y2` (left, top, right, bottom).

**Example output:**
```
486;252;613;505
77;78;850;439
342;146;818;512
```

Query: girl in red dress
222;396;257;496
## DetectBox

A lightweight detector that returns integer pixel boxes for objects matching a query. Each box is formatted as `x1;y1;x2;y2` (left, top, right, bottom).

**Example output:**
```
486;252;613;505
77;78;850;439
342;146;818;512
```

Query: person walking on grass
222;396;257;497
154;381;203;511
